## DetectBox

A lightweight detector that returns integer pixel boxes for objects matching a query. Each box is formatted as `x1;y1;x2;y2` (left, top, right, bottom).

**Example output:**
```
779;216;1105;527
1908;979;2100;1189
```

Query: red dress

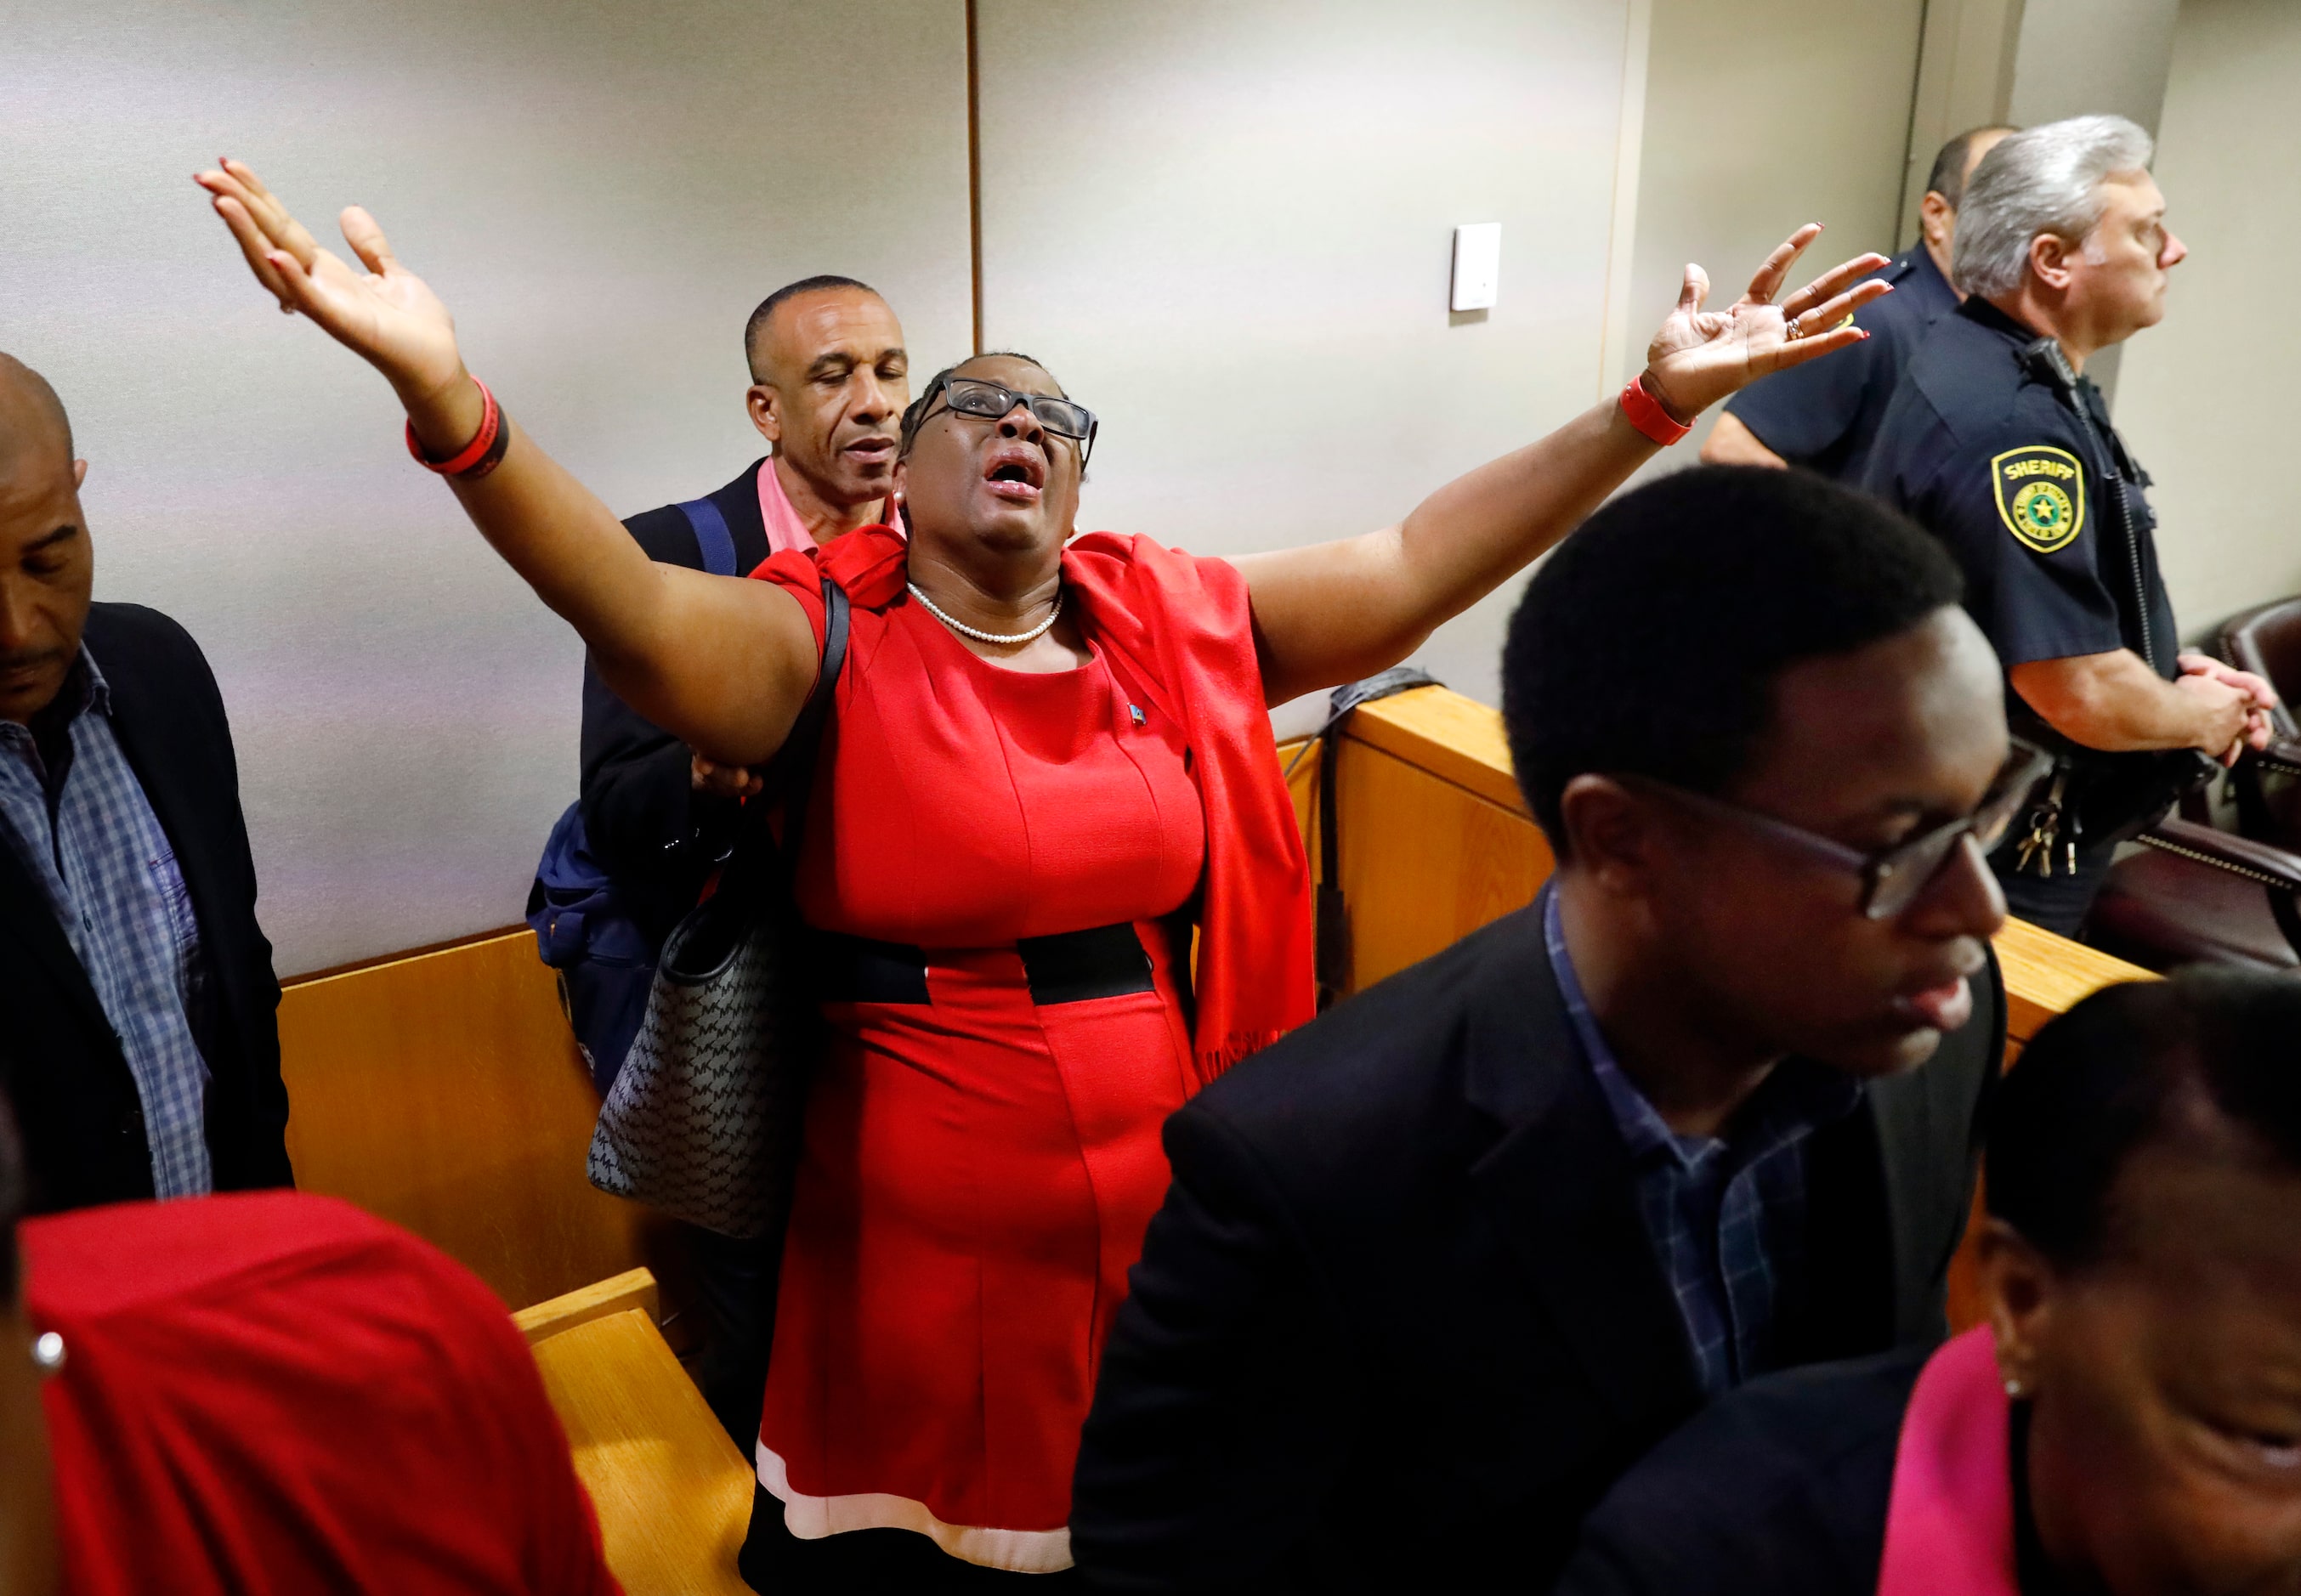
753;535;1219;1573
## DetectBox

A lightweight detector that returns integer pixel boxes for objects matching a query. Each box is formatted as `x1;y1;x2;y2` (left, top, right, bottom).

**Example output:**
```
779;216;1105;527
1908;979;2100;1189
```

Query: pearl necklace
906;581;1063;646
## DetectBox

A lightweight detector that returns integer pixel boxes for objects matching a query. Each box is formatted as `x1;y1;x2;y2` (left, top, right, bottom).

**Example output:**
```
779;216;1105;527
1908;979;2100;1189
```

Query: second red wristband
405;379;507;478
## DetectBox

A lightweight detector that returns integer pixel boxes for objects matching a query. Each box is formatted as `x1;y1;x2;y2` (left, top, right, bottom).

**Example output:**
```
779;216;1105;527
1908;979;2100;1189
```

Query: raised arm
194;160;819;766
1235;227;1890;705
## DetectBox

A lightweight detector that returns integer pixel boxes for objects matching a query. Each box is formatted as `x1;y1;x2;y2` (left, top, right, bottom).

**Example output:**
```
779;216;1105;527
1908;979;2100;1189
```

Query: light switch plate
1451;223;1500;312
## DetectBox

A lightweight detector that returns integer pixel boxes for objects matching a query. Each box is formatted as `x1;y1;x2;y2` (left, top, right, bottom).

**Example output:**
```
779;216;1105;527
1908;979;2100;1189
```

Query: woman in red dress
196;158;1889;1588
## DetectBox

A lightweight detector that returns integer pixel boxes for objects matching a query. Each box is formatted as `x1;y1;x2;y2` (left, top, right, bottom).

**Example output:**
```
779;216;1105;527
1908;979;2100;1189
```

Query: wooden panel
531;1308;754;1596
515;1267;662;1346
279;929;669;1310
1333;737;1553;991
1993;914;2155;1042
1350;686;1526;815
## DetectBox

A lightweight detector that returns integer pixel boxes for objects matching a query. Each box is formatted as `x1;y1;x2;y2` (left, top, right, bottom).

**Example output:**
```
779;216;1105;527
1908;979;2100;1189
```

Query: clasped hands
2178;652;2280;767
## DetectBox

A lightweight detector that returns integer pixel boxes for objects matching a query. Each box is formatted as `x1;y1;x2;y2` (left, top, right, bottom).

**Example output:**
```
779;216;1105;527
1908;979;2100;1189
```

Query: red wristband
1619;373;1692;446
405;379;506;478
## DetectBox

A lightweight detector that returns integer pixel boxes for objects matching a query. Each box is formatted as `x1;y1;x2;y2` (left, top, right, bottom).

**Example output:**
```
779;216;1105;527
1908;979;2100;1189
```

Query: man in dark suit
1071;467;2029;1592
575;276;907;1447
0;354;288;1213
581;274;908;945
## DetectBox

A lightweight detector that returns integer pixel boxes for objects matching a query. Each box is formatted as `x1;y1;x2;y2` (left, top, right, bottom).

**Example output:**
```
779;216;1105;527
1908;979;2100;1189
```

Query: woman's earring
2003;1376;2026;1398
30;1331;65;1375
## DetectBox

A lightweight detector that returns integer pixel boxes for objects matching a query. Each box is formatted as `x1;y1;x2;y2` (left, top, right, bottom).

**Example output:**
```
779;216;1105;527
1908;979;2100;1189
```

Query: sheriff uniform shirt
1862;294;2176;686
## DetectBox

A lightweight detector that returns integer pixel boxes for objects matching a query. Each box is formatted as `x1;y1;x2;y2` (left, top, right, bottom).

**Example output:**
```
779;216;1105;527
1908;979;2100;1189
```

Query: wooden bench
277;928;676;1313
517;1269;754;1595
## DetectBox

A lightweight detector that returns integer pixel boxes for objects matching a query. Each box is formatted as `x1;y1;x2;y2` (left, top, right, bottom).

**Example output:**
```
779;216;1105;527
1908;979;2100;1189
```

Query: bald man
0;355;289;1214
564;276;907;1074
555;276;907;1446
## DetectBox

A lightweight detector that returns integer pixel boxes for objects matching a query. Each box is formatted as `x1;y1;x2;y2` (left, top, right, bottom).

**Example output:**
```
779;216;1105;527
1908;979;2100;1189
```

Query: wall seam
966;0;985;354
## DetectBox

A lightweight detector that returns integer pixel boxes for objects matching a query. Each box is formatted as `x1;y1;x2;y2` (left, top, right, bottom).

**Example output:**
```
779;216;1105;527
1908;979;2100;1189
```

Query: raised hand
1641;224;1894;422
194;159;466;413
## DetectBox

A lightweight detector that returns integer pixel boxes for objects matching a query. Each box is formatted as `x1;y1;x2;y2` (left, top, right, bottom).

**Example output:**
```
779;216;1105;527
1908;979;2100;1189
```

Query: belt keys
2015;771;2071;878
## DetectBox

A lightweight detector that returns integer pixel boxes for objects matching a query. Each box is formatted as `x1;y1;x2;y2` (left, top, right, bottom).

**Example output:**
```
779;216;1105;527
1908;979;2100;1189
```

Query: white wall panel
972;0;1637;725
1627;0;1927;461
2111;0;2301;631
1;0;971;973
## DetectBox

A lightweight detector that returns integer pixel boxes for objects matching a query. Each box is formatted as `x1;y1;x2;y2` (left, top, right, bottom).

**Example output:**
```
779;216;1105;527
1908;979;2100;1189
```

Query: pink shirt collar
1878;1326;2020;1596
757;457;897;557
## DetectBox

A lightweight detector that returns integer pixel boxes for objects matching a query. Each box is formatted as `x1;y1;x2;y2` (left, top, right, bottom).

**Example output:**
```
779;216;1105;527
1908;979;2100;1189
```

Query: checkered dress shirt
0;648;214;1197
1543;889;1859;1396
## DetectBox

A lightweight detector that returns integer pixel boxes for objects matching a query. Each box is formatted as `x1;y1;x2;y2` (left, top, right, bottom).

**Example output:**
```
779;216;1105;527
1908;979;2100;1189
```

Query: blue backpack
528;496;740;1092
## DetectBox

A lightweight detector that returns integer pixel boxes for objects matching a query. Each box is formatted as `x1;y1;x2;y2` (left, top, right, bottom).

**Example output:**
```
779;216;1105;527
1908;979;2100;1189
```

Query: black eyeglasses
905;375;1098;467
1620;740;2053;920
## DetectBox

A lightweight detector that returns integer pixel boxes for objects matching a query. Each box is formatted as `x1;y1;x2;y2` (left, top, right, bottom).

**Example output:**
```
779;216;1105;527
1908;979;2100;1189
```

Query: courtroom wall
8;0;2038;972
2111;0;2301;633
1625;0;1928;461
970;0;1637;728
2007;0;2181;131
3;0;973;974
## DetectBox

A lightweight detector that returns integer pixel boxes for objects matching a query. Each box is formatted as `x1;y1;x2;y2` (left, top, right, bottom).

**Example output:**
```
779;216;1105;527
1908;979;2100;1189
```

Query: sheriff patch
1991;445;2085;553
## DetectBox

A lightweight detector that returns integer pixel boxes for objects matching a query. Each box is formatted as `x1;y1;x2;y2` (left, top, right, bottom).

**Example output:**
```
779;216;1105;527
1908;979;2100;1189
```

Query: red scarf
778;524;1315;1078
1877;1327;2020;1596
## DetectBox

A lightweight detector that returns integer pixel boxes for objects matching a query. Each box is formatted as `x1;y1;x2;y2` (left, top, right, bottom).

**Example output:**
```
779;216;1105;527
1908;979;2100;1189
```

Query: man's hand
2179;652;2278;756
691;753;764;801
2172;671;2257;766
1699;412;1790;469
2011;648;2261;763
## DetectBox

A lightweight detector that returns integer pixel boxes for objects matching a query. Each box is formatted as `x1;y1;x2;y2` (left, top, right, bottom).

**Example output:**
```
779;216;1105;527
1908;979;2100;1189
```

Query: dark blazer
0;603;290;1213
1551;1347;1927;1596
1069;897;2002;1593
579;461;774;946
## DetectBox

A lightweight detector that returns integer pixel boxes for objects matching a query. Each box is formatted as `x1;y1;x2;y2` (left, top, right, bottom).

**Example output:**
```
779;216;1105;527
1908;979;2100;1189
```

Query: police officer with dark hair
1704;124;2015;478
1865;114;2275;936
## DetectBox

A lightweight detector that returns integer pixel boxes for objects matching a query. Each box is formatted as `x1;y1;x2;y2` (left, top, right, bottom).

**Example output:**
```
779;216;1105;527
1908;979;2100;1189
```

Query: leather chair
2087;597;2301;972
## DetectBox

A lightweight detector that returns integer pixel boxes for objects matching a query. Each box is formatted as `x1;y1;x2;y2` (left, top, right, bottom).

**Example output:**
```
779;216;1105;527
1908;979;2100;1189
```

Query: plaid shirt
1543;889;1859;1396
0;648;213;1197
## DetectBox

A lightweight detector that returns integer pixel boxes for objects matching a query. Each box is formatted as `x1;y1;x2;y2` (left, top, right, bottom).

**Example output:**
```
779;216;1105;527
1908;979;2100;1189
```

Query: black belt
811;923;1155;1007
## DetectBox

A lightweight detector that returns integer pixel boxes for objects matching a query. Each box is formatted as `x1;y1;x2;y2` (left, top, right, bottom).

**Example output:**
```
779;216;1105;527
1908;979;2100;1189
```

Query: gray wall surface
3;0;973;974
1627;0;1930;462
972;0;1638;726
2111;0;2301;633
19;0;2236;974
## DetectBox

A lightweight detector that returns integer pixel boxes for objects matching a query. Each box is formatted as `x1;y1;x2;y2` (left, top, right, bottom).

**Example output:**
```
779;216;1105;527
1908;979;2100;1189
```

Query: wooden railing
278;930;670;1312
265;684;2162;1593
276;684;2153;1317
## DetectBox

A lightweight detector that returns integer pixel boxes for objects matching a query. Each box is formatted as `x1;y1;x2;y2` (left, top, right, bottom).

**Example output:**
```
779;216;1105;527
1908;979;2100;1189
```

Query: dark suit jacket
1551;1347;1926;1596
0;603;290;1212
1069;898;2002;1593
579;461;774;946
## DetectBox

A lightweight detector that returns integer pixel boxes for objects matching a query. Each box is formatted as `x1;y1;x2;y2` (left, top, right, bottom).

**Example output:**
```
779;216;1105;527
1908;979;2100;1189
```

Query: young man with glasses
1071;466;2020;1593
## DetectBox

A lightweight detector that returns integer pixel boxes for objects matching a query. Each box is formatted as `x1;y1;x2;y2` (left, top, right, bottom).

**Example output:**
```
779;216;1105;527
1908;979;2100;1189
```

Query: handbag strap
728;574;851;893
1305;665;1440;1010
677;495;740;578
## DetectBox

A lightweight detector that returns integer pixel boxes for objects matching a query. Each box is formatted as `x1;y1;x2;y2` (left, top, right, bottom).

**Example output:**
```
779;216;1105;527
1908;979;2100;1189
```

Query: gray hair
1951;114;2156;300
